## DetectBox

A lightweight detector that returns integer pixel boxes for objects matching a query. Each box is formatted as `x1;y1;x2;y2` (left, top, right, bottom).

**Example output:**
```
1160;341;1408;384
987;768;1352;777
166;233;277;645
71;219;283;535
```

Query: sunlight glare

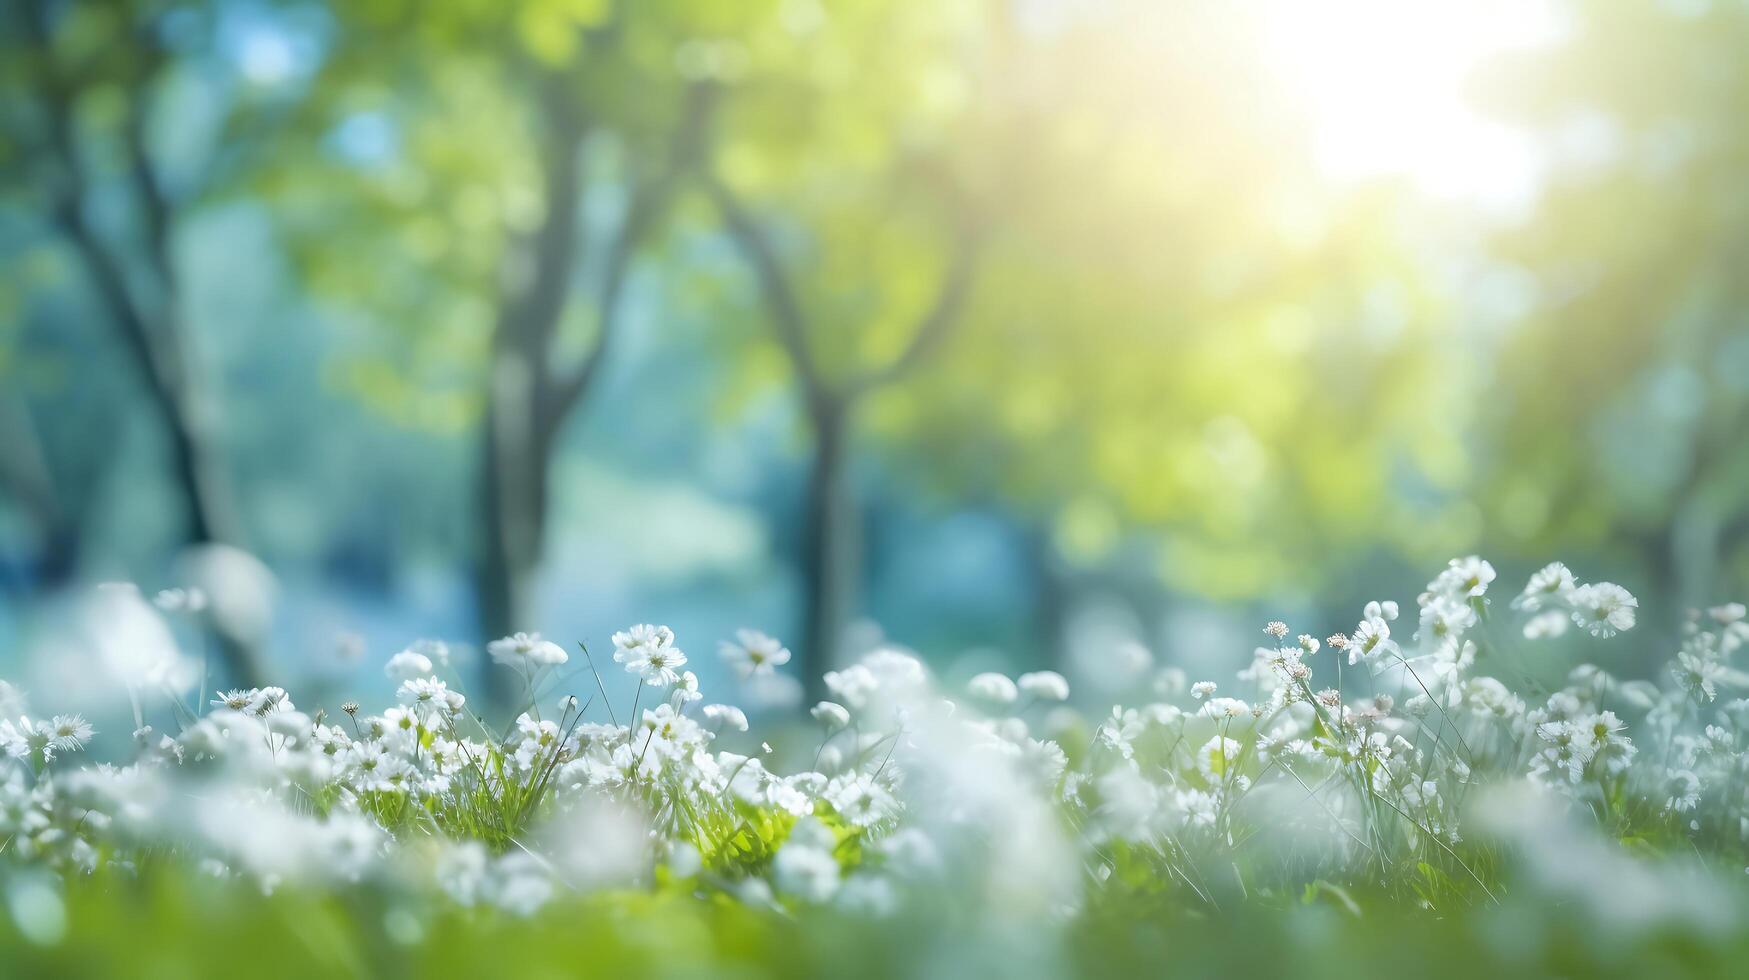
1260;0;1568;211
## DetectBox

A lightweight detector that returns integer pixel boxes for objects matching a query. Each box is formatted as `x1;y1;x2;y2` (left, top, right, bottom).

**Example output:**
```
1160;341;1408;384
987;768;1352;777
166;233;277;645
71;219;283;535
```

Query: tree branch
122;33;175;290
35;16;202;440
25;2;244;547
0;396;60;532
540;83;718;433
850;219;983;397
702;169;836;414
498;71;588;360
26;50;183;413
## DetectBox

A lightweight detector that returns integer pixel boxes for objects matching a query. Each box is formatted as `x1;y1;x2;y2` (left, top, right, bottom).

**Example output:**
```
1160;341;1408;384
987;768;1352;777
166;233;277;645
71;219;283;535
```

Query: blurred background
2;0;1747;711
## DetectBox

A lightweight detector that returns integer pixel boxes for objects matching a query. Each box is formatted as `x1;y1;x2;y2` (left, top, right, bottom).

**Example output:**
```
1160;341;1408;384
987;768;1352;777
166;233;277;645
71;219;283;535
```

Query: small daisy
613;624;687;685
1513;562;1577;612
1569;583;1637;638
1347;617;1399;666
385;648;435;681
811;701;851;731
702;703;749;732
1017;670;1070;702
718;629;792;679
488;632;569;668
669;670;702;707
967;672;1019;705
397;677;466;717
212;689;254;712
1432;556;1496;600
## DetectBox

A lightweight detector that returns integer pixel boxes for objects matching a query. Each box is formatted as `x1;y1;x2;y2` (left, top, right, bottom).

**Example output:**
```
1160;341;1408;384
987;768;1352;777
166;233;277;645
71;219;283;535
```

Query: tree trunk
161;387;242;547
1026;522;1069;672
147;308;266;688
799;397;858;704
0;397;81;591
476;350;551;710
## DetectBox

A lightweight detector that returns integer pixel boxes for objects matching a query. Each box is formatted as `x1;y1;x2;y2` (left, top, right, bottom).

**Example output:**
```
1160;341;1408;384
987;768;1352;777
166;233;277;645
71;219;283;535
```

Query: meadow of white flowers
3;557;1748;927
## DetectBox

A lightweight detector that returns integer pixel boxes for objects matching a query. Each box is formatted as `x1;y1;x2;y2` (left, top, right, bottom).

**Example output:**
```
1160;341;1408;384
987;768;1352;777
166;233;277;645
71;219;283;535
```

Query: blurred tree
689;0;1014;698
0;0;301;683
1476;0;1749;613
840;2;1477;663
0;393;76;587
271;0;730;703
277;0;1024;701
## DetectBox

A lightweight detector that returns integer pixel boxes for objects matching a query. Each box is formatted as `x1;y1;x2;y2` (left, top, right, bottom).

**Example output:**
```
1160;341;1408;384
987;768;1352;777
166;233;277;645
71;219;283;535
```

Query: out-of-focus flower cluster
4;558;1748;919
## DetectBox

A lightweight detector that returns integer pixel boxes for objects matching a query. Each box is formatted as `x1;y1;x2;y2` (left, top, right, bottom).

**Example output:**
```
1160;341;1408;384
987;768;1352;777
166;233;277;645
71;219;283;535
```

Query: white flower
1364;600;1400;622
488;632;568;668
1095;767;1160;839
1523;610;1571;640
1190;681;1217;700
1017;671;1070;702
718;629;792;679
612;625;687;685
210;689;254;713
967;672;1018;705
212;687;294;717
669;670;702;707
344;741;413;793
436;842;490;906
702;703;749;732
1664;769;1702;812
396;678;465;717
1098;706;1146;760
249;687;295;716
1200;697;1250;719
385;649;435;681
823;665;879;710
766;775;813;816
1514;562;1576;612
1113;641;1154;676
1530;719;1600;784
811;701;851;731
1709;603;1746;625
1431;556;1495;600
1569;583;1637;638
824;774;897;828
1674;651;1722;702
1347;617;1398;666
773;838;840;902
489;852;555;916
1;714;94;764
1417;596;1476;652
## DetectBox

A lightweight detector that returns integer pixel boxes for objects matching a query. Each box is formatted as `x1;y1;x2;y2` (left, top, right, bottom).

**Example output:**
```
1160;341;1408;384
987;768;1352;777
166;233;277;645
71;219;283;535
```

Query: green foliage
1473;1;1749;602
7;860;1749;980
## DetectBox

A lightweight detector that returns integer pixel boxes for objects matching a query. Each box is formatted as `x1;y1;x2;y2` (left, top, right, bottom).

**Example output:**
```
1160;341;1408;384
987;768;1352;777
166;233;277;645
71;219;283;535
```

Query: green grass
4;864;1746;980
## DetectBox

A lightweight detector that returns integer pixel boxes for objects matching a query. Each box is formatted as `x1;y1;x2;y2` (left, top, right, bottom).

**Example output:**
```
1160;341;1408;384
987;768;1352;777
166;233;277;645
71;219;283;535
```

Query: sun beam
1258;0;1568;210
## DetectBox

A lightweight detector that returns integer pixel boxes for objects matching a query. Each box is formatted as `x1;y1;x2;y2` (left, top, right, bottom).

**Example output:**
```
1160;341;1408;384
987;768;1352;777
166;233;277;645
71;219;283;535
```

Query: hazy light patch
548;461;769;585
238;28;296;85
329;112;398;168
1259;0;1568;214
219;7;328;90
